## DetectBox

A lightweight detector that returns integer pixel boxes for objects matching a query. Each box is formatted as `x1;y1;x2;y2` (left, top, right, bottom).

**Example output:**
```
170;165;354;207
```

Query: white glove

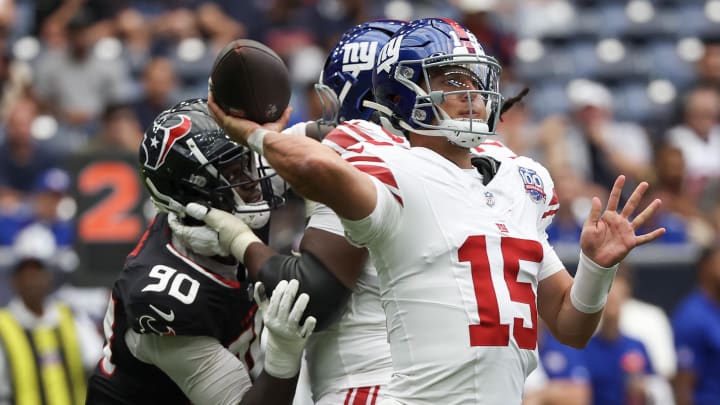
185;203;261;263
255;279;316;379
167;213;229;257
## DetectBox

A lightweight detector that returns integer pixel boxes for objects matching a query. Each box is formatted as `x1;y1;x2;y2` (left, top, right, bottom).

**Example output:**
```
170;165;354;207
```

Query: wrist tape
569;251;619;313
247;128;269;155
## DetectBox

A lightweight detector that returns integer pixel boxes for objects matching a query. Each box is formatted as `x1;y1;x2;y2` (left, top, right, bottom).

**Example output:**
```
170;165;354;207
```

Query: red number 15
459;236;543;350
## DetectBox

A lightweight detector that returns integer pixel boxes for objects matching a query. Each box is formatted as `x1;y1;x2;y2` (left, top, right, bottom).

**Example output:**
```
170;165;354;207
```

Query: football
209;39;291;124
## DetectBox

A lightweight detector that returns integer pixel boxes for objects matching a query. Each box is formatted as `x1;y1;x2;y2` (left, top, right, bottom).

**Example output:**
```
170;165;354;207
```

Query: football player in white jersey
198;20;409;404
199;17;666;405
302;20;407;404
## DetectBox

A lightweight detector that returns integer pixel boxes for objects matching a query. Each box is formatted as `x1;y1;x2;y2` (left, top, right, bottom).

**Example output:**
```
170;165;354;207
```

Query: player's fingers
185;203;209;221
277;279;299;322
586;196;603;224
605;175;625;213
263;106;294;133
253;281;269;312
288;293;309;326
266;279;288;318
203;208;233;229
636;228;667;246
277;106;293;127
620;182;649;218
207;94;226;123
299;316;317;339
631;198;662;229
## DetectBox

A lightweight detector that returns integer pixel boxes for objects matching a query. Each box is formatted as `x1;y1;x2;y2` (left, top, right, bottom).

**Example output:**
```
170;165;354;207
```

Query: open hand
579;175;666;267
255;279;316;378
207;92;292;145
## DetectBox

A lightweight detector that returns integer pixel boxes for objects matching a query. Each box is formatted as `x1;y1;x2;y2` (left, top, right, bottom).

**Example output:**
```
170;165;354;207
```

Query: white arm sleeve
125;330;252;405
340;176;401;247
306;203;345;236
539;238;565;281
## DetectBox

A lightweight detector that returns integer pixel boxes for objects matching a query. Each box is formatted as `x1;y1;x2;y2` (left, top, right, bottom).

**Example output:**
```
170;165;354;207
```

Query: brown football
209;39;291;124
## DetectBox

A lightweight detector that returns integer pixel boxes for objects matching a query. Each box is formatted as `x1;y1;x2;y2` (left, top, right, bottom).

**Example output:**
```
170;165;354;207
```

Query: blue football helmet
315;19;406;124
371;18;504;147
139;98;283;229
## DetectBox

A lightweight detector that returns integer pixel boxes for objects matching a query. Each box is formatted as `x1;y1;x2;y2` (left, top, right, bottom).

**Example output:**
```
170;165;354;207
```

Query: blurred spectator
0;52;33;120
151;6;199;45
665;84;720;204
132;57;179;130
29;168;75;248
0;229;103;405
617;263;677;380
256;0;318;60
33;0;119;39
639;142;716;245
558;80;653;197
701;177;720;237
494;84;540;159
0;0;13;36
33;9;134;154
584;267;672;405
87;103;144;154
113;7;153;78
195;2;245;51
696;36;720;91
671;244;720;405
544;168;606;245
523;322;591;405
0;169;77;274
0;97;57;212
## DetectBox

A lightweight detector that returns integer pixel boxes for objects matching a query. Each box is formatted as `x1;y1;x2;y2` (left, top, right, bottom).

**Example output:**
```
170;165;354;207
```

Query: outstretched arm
538;176;665;347
208;95;376;221
183;204;364;330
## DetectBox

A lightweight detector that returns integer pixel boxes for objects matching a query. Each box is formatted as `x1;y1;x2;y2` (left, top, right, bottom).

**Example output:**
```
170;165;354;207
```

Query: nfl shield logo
484;191;495;207
518;167;546;203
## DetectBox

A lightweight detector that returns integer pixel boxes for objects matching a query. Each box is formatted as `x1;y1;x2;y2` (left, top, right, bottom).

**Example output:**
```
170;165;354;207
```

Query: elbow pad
257;252;351;331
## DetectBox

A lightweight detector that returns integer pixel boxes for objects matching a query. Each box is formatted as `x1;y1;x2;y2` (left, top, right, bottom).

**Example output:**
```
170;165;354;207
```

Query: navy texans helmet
371;17;504;147
315;19;406;124
139;98;283;229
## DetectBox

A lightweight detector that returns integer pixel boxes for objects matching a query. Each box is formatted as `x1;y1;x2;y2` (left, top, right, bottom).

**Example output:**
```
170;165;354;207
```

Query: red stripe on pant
343;386;381;405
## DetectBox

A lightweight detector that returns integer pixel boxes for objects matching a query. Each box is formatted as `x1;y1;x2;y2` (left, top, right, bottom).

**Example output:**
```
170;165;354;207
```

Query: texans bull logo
142;114;193;170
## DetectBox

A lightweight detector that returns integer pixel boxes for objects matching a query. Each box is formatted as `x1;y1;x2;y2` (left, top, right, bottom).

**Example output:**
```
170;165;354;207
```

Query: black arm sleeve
257;252;352;331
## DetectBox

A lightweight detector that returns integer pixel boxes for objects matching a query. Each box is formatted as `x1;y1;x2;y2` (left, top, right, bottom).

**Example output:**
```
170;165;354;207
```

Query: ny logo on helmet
342;41;377;73
142;115;193;170
376;34;403;74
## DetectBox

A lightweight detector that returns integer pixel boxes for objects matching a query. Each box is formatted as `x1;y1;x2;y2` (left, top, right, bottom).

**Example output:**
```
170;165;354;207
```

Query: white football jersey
304;120;409;400
338;129;564;405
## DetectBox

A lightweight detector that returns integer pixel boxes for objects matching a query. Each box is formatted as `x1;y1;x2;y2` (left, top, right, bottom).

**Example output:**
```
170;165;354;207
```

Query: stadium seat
514;43;576;83
611;81;677;128
673;3;720;38
568;40;646;82
645;40;696;88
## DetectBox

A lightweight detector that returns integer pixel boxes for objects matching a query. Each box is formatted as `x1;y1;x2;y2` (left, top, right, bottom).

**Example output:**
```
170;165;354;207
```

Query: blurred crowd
0;0;719;404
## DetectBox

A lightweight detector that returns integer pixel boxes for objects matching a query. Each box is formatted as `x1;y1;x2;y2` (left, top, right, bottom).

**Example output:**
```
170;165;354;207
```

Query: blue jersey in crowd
672;290;720;405
538;329;590;382
584;334;654;405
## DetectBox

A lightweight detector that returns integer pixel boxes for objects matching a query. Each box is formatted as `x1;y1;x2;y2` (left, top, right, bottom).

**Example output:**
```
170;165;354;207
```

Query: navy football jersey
86;214;262;404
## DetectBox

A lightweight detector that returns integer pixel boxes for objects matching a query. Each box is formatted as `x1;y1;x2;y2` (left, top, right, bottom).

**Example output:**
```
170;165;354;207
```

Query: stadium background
0;0;718;394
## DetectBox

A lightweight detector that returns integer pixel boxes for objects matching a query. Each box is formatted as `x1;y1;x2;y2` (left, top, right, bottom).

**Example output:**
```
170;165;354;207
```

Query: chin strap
470;155;501;186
